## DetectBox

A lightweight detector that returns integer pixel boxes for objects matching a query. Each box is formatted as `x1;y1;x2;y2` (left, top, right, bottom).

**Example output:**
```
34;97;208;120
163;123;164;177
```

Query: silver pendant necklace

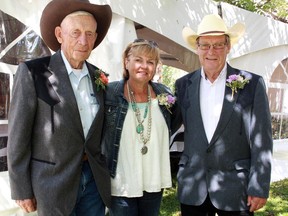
127;82;152;155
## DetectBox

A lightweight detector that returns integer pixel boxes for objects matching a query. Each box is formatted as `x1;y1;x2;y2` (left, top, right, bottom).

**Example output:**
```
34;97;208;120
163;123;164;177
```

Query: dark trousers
70;161;105;216
181;195;254;216
109;191;163;216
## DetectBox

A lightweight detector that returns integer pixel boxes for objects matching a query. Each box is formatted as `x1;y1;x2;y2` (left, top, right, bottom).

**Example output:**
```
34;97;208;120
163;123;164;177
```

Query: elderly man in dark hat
7;0;112;215
174;14;273;215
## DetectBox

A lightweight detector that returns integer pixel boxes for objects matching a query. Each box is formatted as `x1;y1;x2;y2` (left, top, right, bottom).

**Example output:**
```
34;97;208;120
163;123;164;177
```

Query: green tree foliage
161;65;188;94
214;0;288;23
161;65;177;93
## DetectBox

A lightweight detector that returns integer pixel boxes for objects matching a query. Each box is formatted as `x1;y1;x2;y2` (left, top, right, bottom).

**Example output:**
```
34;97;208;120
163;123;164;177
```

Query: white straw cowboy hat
40;0;112;51
182;14;245;50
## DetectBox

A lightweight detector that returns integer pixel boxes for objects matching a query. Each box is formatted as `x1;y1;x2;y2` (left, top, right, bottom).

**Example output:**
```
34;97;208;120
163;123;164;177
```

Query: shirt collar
61;50;89;77
201;63;227;83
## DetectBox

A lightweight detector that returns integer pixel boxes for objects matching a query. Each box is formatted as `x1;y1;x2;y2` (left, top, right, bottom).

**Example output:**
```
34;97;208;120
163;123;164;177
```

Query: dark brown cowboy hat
40;0;112;51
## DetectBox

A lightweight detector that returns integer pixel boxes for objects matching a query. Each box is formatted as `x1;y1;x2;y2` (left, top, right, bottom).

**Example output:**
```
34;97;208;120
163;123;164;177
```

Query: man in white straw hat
7;0;112;215
174;14;273;215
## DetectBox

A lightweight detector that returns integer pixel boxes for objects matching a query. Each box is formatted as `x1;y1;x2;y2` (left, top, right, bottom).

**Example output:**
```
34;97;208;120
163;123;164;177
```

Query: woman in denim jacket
102;39;176;216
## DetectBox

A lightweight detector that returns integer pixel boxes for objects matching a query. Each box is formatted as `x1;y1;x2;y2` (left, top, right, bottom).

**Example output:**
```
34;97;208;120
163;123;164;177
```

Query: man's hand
16;198;37;213
247;196;267;212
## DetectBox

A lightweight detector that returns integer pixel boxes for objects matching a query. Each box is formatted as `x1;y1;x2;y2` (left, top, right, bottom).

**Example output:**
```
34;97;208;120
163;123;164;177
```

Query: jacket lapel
188;70;209;144
209;65;240;146
48;51;84;137
85;64;104;141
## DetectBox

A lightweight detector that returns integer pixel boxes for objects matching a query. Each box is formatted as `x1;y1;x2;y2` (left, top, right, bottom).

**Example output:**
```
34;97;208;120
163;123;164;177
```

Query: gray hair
61;11;94;25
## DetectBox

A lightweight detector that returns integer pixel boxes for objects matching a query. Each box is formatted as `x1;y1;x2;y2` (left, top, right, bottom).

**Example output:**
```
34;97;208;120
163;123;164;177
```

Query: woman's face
125;53;157;84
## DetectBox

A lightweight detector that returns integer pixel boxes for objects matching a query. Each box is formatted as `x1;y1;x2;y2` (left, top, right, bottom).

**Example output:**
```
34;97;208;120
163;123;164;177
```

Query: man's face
197;35;231;74
55;14;97;69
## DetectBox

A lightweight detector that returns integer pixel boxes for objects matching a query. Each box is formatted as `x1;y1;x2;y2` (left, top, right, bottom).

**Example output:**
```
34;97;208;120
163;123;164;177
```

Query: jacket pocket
233;159;250;171
31;157;56;165
178;154;189;167
104;105;118;128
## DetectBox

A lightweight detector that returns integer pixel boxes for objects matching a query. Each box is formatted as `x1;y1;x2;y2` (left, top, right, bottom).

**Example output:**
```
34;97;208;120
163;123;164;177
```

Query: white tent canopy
1;0;288;215
1;0;288;81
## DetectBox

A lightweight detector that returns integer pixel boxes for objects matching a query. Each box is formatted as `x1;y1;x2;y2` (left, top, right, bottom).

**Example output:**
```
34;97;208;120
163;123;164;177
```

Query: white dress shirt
200;65;227;143
61;51;99;138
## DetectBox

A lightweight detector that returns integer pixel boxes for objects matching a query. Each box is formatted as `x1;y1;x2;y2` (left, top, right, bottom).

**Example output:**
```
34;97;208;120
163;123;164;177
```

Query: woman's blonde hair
122;39;160;80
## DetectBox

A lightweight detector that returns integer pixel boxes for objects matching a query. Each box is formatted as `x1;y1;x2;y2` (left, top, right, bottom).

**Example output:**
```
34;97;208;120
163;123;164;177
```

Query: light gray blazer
7;51;111;215
175;64;273;211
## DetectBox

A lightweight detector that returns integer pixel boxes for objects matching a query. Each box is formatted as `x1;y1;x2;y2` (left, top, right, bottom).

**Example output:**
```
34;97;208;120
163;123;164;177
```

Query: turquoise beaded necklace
127;83;152;154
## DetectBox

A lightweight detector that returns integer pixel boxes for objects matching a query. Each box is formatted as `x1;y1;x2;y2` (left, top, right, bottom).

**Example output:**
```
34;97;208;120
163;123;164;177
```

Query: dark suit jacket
175;64;273;211
7;51;111;215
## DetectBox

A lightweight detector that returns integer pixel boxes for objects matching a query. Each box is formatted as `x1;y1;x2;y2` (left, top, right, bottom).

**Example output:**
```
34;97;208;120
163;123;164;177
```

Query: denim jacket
102;79;174;178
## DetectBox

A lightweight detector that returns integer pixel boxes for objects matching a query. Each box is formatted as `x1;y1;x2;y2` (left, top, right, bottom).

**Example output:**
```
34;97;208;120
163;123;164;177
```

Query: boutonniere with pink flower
95;69;109;91
157;93;176;114
226;74;249;99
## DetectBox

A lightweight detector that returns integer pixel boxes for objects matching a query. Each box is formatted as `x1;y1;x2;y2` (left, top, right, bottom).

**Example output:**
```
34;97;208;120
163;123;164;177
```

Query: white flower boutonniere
226;74;249;99
95;69;109;91
157;93;176;114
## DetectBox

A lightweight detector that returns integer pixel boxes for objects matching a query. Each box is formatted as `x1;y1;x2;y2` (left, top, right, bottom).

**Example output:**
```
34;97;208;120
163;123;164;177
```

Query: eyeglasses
197;42;227;50
133;39;159;48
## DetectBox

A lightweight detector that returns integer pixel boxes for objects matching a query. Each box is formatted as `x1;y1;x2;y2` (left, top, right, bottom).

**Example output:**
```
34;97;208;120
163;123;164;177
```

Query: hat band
199;31;226;36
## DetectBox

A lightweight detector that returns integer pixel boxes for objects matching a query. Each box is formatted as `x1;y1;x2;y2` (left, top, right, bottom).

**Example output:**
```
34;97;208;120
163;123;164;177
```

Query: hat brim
182;22;245;50
40;0;112;51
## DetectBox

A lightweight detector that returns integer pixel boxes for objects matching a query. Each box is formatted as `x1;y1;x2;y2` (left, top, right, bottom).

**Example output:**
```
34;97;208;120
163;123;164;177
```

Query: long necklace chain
127;83;152;154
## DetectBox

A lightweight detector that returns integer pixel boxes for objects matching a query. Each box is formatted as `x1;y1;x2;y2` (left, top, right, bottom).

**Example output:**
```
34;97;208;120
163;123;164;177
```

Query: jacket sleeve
7;63;36;200
171;78;184;135
247;77;273;198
